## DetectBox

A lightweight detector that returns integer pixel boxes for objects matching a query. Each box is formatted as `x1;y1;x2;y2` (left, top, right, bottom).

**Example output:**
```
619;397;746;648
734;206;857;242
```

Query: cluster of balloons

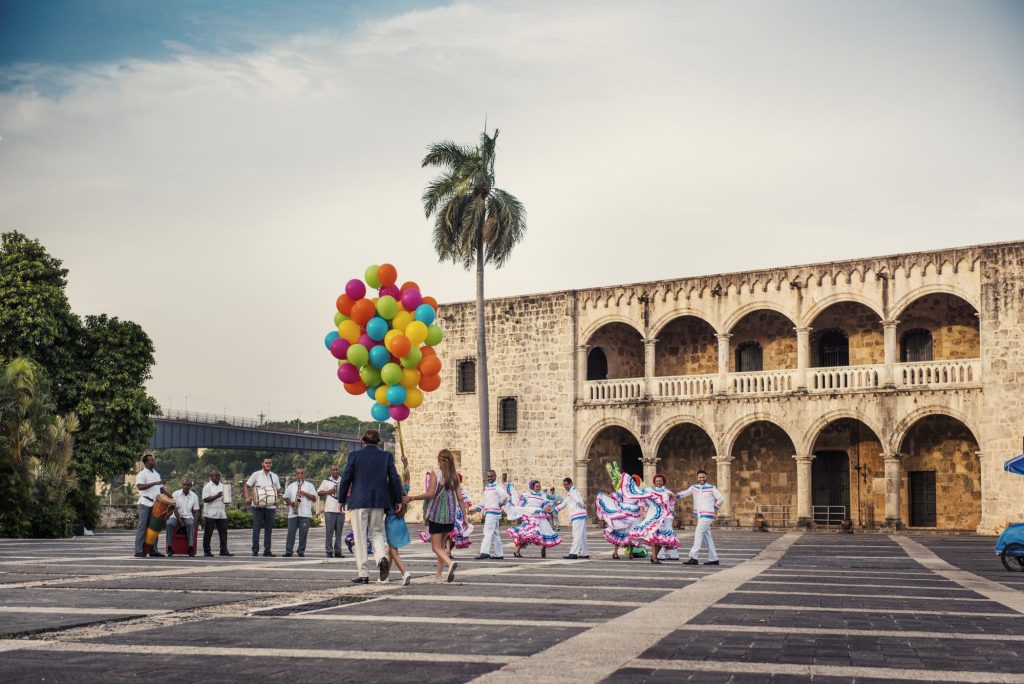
323;263;444;422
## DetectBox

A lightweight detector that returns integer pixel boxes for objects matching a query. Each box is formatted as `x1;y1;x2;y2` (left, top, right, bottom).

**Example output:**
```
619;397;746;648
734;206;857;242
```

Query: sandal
513;551;523;558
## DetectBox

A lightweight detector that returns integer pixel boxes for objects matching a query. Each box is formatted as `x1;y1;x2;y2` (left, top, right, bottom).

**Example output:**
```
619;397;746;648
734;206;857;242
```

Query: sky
1;0;1022;423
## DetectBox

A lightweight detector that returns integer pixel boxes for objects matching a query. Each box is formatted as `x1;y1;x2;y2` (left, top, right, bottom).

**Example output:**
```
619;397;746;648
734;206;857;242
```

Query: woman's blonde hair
437;449;459;490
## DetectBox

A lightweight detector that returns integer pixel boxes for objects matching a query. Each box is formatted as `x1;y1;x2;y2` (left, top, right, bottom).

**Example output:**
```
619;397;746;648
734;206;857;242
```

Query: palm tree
422;129;526;479
0;357;41;465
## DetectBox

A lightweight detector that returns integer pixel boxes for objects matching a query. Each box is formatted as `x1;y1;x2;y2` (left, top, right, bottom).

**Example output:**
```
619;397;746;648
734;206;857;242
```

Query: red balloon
336;294;354;316
388;334;411;358
420;345;436;357
419;373;441;392
399;281;420;294
343;380;367;396
378;263;398;287
419;355;441;377
351;298;376;326
421;296;438;311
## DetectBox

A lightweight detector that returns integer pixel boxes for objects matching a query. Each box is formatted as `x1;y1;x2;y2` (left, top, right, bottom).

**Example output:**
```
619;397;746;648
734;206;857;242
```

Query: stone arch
583;321;645;380
726;416;800;526
583;421;645;510
805;413;887;528
581;316;644;345
580;418;642;459
651;415;719;457
889;405;978;455
722;412;799;458
725;306;799;372
650;309;719;338
722;302;797;335
653;419;718;520
890;285;979;321
801;293;884;328
800;410;884;456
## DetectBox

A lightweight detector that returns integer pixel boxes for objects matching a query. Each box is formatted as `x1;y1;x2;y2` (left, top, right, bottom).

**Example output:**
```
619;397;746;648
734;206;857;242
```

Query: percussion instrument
142;493;175;554
252;485;278;508
222;483;233;504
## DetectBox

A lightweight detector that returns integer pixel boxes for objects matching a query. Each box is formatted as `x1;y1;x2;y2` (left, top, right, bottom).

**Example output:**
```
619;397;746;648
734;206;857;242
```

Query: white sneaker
402;572;412;586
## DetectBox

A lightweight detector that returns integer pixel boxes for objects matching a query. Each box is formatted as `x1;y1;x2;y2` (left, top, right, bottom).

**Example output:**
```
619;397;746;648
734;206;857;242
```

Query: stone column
795;326;811;390
883;452;902;529
716;333;732;394
793;453;815;527
643;337;657;398
576;344;589;401
714;456;734;526
882;319;899;388
642;457;659;485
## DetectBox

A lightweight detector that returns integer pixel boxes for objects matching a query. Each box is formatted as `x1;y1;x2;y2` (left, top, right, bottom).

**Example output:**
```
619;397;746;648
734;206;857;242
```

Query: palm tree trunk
475;232;491;481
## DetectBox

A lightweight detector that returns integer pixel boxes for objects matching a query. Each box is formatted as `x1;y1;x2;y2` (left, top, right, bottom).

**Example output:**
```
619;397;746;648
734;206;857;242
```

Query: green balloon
400;346;423;369
360;365;381;387
346;344;369;368
376;295;398;320
334;311;344;326
381;362;403;385
365;265;381;289
425;324;444;346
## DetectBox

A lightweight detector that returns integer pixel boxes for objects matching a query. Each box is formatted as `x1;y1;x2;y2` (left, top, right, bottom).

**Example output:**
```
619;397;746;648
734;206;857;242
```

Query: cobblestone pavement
0;528;1021;683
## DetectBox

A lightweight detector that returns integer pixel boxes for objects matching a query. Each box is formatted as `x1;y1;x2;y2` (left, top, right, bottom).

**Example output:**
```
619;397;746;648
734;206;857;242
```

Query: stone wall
655;316;718;376
899;415;981;530
898;293;980;360
588;323;644;379
728;310;798;371
730;421;798;525
656;423;717;522
810;302;884;366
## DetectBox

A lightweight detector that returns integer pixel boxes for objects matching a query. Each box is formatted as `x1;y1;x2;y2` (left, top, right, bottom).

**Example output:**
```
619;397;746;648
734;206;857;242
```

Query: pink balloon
401;288;422;311
358;333;374;348
378;284;400;299
337;363;360;384
329;338;350;360
345;279;366;301
389;404;410;421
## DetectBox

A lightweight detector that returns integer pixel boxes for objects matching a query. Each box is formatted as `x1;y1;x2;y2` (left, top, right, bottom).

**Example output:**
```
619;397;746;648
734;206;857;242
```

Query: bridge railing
153;410;363;440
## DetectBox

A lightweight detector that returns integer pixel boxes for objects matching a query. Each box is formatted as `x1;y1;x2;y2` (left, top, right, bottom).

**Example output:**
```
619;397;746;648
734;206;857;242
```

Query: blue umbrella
1004;454;1024;476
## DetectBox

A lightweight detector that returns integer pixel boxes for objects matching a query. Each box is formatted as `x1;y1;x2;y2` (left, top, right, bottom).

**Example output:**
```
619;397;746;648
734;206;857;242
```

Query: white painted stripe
508;572;698;581
675;623;1024;642
892;535;1024;616
0;607;168;616
745;579;961;590
761;568;944;577
384;594;643;608
733;589;987;602
460;581;671;592
266;614;593;628
1;640;521;665
628;658;1020;683
716;603;1018;618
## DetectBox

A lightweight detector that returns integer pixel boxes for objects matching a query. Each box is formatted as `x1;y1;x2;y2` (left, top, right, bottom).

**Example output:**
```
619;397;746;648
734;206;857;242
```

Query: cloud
0;0;1022;421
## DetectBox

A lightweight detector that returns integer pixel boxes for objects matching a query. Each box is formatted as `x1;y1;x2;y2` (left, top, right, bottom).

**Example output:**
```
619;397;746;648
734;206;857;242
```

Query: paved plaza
0;528;1022;683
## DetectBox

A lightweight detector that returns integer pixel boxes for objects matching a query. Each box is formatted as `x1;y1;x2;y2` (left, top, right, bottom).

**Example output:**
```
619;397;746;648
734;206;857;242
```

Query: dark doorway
909;471;937;527
817;329;849;367
587;347;608;380
621;443;643;477
812;451;850;526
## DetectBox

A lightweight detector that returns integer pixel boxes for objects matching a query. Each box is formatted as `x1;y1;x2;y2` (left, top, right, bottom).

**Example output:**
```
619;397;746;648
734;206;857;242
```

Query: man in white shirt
676;469;726;565
202;469;232;557
134;452;168;558
473;469;509;560
245;457;281;557
318;463;345;558
558;477;590;560
284;468;317;557
165;478;200;557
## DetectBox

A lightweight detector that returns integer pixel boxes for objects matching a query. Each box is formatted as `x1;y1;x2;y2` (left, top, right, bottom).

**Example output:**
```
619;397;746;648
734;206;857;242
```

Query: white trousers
349;508;386;577
569;518;589;556
689;517;718;561
658;546;680;559
480;514;504;557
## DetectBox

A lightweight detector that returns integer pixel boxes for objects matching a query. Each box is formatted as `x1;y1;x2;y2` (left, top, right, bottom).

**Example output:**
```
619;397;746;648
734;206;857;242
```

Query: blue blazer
337;445;404;510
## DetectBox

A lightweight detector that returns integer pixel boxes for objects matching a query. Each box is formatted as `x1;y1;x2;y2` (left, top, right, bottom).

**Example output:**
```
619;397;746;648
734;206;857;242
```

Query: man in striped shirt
677;470;725;565
559;477;590;560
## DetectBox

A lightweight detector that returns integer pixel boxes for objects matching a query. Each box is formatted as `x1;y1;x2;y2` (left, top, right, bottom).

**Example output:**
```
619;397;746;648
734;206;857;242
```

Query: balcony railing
580;358;982;403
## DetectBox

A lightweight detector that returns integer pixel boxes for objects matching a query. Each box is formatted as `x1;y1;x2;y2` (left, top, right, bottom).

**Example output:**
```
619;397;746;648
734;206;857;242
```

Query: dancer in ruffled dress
507;480;562;557
595;471;644;559
625;473;680;564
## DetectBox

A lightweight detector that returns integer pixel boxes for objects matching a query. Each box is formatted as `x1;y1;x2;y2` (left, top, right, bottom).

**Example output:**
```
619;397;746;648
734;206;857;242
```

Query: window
498;397;518;433
900;329;933;363
586;347;608;380
817;329;849;367
735;341;763;372
457;359;476;394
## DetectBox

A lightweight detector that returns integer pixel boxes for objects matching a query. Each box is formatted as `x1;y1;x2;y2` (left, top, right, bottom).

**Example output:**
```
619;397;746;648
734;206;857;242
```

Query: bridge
148;410;365;453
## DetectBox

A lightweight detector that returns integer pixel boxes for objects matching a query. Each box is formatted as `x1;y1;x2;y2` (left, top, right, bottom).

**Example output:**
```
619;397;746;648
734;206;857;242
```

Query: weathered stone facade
403;242;1024;534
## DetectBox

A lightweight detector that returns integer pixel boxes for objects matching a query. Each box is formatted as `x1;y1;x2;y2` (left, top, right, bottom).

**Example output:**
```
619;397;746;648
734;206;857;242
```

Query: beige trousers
348;508;386;577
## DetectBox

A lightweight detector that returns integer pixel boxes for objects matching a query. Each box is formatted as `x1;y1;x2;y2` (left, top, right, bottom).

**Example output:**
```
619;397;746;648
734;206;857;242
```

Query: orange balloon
419;354;442;377
336;294;354;316
421;296;438;311
378;263;398;287
399;281;420;294
387;333;411;358
351;298;376;326
419;373;441;392
343;380;367;396
420;345;436;358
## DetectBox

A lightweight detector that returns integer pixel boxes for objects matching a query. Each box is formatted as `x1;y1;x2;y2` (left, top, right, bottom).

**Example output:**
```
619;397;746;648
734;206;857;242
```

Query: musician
134;453;168;558
245;457;281;557
202;469;232;557
165;478;201;557
318;463;345;558
284;468;317;557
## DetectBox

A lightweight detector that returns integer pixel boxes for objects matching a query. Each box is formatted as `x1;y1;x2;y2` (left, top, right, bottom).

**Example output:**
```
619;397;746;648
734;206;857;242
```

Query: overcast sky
1;0;1022;422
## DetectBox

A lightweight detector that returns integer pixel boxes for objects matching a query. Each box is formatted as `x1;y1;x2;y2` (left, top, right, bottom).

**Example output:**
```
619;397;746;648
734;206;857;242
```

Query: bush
224;509;320;529
30;503;76;538
0;463;34;538
67;480;101;533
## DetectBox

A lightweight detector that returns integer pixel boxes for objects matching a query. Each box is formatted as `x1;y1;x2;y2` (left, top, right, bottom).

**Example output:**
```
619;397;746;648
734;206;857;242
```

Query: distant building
404;241;1024;534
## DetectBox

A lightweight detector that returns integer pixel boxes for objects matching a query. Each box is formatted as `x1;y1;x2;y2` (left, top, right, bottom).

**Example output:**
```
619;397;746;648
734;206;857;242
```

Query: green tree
421;129;526;478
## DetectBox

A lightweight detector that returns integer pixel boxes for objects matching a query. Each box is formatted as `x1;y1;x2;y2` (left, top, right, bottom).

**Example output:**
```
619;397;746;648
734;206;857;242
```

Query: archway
808;301;883;367
898;414;981;529
656;422;716;524
585;425;643;507
727;309;797;371
809;418;885;528
655;315;718;377
896;293;979;361
585;323;644;379
729;421;797;526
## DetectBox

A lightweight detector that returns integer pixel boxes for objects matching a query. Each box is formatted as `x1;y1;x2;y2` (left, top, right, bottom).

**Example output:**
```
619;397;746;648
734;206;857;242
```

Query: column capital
792;453;815;463
881;318;899;329
716;332;733;342
794;326;812;335
714;455;734;464
643;337;658;347
574;459;590;467
882;452;901;463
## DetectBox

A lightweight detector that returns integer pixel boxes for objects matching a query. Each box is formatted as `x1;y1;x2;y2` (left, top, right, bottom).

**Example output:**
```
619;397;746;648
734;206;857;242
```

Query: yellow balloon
338;320;361;343
406;320;428;346
374;385;390;406
392;310;413;332
400;368;420;389
405;387;424;408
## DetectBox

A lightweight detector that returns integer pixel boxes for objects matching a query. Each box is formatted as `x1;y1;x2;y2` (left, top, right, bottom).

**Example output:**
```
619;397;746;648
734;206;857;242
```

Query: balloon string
396;420;406;461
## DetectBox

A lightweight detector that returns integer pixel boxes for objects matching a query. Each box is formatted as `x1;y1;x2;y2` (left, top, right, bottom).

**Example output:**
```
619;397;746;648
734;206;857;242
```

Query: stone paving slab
0;587;261;610
316;595;635;623
0;613;144;638
51;576;343;591
911;536;1024;589
605;668;860;683
738;580;981;598
716;592;1014;613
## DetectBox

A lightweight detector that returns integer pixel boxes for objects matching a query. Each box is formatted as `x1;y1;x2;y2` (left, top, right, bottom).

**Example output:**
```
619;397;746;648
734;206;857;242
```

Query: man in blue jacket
338;429;405;584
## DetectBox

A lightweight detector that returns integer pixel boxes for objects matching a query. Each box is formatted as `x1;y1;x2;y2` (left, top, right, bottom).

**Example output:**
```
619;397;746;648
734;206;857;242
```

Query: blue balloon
324;330;340;349
414;304;436;325
366;316;388;342
369;344;391;369
385;385;407;406
370;402;390;421
366;386;378;400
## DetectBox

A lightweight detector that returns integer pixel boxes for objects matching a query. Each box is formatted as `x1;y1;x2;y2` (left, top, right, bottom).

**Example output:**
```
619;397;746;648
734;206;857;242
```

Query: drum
142;493;175;554
252;485;277;508
222;483;233;504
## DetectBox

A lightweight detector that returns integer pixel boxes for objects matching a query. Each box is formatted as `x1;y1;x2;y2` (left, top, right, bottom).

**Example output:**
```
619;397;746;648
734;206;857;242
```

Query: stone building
403;241;1024;534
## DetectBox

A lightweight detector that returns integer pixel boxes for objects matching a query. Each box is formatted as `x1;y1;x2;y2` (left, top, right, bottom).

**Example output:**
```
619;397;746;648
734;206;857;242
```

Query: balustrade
584;378;646;402
732;369;795;394
809;365;884;392
897;359;980;387
655;374;716;399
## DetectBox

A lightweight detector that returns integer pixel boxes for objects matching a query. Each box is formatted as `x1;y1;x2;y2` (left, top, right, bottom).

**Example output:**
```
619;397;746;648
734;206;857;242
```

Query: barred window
457;359;476;394
498;397;518;433
817;329;849;367
900;329;933;363
735;341;763;372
